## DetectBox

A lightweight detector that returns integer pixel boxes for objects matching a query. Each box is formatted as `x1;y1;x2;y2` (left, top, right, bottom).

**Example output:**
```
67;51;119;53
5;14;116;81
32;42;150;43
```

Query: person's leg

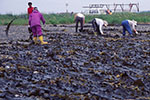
121;21;127;36
122;21;132;36
76;20;79;32
92;19;98;36
36;25;43;36
31;26;38;44
92;19;96;31
125;23;132;35
122;26;126;36
37;25;48;44
31;26;36;37
80;18;83;32
95;24;101;35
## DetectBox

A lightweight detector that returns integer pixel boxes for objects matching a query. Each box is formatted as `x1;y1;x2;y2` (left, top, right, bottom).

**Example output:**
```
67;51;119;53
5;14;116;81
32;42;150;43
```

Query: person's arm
133;29;138;34
132;24;138;34
83;17;85;24
99;24;103;34
27;8;29;18
74;14;77;22
132;24;135;31
97;19;104;34
28;14;32;26
40;13;45;25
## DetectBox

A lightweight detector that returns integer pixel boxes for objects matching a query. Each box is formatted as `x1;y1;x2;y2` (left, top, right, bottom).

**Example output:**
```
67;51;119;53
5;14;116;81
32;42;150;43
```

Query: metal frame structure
83;3;139;14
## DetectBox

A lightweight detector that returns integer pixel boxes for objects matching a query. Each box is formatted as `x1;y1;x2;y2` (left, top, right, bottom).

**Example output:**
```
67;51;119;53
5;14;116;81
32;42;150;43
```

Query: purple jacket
29;10;45;27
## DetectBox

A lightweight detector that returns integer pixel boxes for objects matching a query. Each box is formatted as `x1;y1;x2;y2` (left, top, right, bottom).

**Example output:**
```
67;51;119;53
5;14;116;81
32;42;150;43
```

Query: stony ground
0;24;150;100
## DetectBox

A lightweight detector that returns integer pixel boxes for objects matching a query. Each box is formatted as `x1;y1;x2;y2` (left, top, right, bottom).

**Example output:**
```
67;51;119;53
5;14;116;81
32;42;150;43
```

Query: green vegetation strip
0;12;150;25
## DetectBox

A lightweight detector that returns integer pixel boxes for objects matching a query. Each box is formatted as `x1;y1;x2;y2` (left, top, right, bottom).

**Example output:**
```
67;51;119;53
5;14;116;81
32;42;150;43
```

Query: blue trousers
121;20;132;35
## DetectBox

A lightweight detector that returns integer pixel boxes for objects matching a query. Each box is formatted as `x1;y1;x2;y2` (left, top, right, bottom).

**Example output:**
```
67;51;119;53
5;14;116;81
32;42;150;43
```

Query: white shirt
127;20;137;30
76;13;85;18
95;18;105;34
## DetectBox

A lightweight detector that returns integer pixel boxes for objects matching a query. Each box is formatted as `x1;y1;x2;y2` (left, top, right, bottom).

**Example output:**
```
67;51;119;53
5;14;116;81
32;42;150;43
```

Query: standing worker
27;2;34;40
74;13;85;32
27;2;34;17
29;7;48;45
92;18;108;36
121;20;138;37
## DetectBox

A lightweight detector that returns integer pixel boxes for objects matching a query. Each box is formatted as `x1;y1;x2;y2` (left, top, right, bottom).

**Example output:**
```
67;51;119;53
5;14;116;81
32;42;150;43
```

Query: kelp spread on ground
0;24;150;100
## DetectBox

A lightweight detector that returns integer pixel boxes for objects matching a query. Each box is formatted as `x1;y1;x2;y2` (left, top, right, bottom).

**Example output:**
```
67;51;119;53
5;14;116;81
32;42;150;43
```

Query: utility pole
66;3;69;13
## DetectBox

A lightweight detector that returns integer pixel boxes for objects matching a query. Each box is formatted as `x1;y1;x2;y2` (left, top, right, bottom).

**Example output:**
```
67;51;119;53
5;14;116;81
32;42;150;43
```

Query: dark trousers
92;19;100;34
75;17;83;32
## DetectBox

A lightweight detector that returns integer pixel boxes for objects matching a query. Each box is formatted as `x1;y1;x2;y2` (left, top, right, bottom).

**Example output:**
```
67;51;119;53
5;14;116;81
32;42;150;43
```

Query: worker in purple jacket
29;7;48;44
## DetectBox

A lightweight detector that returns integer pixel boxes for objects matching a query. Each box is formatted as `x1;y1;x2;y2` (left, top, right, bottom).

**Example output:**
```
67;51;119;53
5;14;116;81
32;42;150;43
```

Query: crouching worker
74;13;85;32
121;20;138;37
29;7;48;45
92;18;108;36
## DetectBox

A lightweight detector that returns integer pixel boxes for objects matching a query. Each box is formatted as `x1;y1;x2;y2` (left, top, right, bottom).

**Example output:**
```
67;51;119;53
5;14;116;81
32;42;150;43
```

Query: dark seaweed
0;24;150;100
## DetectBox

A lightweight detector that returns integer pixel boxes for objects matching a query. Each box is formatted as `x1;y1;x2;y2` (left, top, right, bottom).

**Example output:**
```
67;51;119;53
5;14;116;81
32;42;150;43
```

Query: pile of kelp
0;25;150;100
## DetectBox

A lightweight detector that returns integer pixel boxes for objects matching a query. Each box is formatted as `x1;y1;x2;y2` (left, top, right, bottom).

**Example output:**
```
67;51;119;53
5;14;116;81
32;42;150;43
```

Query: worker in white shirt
92;18;108;36
121;20;138;37
74;13;85;32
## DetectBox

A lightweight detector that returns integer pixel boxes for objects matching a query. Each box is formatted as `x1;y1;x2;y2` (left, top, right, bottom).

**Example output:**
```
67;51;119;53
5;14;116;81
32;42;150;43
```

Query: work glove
41;24;46;28
28;25;30;28
104;24;107;27
28;25;32;33
101;32;104;35
43;24;46;28
135;31;139;34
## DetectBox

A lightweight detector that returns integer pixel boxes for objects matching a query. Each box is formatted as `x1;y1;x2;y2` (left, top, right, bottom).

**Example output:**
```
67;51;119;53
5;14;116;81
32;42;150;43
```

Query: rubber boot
39;36;48;45
33;37;38;44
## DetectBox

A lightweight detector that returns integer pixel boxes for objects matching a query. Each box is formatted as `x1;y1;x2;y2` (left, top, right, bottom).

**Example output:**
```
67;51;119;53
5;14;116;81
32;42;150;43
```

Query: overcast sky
0;0;150;14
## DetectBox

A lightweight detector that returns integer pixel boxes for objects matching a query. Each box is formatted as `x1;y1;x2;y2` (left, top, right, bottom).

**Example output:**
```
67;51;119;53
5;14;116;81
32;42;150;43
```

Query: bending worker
29;7;48;45
92;18;108;35
121;20;138;37
74;13;85;32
